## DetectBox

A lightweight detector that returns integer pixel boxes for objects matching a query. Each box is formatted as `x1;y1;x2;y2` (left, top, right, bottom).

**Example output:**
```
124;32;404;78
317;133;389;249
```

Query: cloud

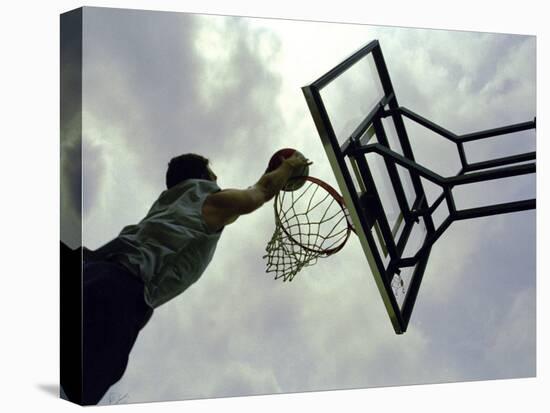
60;115;83;248
60;12;84;248
81;8;285;248
76;8;536;404
484;286;536;377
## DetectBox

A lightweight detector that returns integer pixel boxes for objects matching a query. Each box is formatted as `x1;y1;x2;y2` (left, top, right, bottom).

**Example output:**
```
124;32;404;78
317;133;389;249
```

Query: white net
263;177;353;281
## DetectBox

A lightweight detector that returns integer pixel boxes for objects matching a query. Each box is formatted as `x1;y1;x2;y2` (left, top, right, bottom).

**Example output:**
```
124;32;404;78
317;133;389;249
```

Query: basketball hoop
263;176;355;281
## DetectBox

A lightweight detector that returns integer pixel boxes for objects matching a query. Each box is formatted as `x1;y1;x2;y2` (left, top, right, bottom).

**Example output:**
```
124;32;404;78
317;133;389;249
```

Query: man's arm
202;154;309;231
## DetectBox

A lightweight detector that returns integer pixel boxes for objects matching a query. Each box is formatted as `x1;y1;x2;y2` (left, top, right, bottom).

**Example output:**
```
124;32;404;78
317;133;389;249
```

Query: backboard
302;40;434;334
302;39;535;335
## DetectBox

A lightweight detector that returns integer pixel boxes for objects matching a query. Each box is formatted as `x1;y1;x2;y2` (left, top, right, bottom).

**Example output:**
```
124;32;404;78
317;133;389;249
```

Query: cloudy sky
63;6;535;405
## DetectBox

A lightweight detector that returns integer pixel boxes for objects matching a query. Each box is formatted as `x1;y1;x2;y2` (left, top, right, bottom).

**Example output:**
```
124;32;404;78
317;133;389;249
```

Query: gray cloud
60;117;82;248
83;8;284;201
60;10;83;248
75;8;536;405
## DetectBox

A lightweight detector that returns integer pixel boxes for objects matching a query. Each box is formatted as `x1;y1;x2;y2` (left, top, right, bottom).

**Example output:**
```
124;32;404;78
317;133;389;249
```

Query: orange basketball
267;148;309;191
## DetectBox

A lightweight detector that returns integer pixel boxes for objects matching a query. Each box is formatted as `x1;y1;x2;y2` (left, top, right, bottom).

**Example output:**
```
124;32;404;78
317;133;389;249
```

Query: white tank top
108;179;223;308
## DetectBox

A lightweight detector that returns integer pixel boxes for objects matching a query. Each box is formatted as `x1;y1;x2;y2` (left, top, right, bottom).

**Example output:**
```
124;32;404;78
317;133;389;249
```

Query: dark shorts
82;260;153;404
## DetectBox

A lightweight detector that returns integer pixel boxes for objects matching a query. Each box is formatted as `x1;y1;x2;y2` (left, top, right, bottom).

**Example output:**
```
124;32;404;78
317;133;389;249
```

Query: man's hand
266;151;312;197
202;151;313;232
280;151;312;174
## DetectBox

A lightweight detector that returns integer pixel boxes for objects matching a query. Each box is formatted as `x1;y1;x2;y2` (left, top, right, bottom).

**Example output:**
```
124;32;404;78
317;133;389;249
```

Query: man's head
166;153;217;189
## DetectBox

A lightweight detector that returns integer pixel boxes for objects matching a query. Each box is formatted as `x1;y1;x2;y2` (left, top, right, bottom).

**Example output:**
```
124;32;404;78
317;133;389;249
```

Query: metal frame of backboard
302;39;536;334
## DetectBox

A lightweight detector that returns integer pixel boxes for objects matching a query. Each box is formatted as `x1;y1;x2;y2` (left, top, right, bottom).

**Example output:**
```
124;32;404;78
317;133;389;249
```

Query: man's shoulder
157;179;221;206
171;179;221;196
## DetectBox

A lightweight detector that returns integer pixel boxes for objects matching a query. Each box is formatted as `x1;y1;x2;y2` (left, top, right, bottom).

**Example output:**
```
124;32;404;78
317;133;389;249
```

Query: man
64;151;310;405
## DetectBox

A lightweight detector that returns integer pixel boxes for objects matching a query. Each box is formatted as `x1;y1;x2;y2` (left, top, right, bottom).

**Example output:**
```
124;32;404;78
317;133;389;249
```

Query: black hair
165;153;210;189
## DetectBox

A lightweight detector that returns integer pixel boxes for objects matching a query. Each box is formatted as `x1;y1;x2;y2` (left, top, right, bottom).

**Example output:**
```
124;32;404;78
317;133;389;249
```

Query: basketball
267;148;309;191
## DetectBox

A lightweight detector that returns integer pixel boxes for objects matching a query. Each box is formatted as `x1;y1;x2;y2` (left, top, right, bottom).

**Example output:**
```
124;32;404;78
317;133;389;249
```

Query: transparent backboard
302;40;434;334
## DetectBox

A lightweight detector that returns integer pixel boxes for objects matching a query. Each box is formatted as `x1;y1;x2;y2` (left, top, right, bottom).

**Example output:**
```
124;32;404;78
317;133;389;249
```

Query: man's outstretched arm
202;153;310;231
